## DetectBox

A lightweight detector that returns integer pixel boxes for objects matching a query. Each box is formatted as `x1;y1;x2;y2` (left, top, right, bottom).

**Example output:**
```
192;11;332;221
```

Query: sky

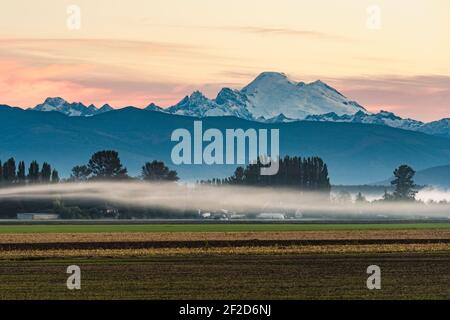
0;0;449;121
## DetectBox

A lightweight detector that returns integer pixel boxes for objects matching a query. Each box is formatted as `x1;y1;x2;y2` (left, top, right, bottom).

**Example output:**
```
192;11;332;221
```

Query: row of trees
200;156;331;192
0;158;59;185
1;150;180;186
1;151;419;204
70;150;179;182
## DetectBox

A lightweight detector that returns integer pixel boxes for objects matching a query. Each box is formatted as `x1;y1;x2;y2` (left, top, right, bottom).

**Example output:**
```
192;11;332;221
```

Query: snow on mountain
420;118;450;138
32;97;113;117
166;91;225;117
356;111;424;131
241;72;366;119
30;73;368;120
304;110;450;138
305;110;424;131
214;88;254;119
24;73;449;139
162;72;366;121
166;89;253;119
262;113;297;124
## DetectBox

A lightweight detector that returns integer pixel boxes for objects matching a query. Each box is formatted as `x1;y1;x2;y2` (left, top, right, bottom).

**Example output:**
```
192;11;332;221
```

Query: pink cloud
325;75;450;122
1;42;449;123
0;38;223;108
0;60;110;107
0;59;183;108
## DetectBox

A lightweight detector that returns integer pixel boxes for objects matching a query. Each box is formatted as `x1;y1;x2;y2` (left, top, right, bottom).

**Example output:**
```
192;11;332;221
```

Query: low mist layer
0;182;449;219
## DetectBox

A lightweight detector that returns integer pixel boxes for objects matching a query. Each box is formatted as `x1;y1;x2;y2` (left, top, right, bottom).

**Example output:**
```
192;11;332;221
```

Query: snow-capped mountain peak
213;88;254;119
243;72;294;89
32;97;110;117
160;72;370;122
240;72;367;120
164;72;368;121
34;97;67;112
166;89;254;119
166;91;215;117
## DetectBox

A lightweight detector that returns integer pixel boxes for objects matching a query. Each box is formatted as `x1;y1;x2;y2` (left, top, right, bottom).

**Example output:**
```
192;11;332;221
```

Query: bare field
1;228;449;259
1;226;449;299
1;229;450;243
1;253;449;300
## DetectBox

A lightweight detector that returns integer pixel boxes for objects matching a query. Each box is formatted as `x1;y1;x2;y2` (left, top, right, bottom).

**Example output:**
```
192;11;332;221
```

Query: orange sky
0;0;449;121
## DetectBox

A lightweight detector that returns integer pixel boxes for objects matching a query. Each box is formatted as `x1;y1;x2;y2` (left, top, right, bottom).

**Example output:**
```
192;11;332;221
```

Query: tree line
200;156;331;193
0;150;431;220
1;151;420;204
0;150;180;187
0;158;59;185
70;150;179;182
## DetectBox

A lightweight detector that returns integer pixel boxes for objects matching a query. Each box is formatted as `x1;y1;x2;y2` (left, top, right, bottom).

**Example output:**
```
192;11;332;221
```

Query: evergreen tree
87;150;128;180
231;167;245;184
2;158;16;183
70;165;92;181
166;170;179;181
17;161;26;183
141;161;179;182
51;170;60;183
28;161;40;183
391;165;417;201
142;160;179;181
41;162;52;182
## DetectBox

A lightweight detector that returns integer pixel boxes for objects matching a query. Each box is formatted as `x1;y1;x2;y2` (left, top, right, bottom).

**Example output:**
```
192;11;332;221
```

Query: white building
17;213;60;220
256;213;286;220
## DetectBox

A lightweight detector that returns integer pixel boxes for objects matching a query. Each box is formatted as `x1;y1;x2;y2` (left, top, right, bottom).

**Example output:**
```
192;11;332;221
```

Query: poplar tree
41;162;52;182
28;161;40;183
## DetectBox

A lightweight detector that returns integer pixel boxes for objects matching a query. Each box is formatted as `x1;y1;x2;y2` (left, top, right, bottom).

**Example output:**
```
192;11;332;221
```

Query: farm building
17;213;60;220
256;213;286;220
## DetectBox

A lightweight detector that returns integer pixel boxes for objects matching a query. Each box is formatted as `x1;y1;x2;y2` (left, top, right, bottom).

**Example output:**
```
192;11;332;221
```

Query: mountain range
1;71;449;185
32;97;114;117
1;105;450;185
305;111;450;138
22;72;450;138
